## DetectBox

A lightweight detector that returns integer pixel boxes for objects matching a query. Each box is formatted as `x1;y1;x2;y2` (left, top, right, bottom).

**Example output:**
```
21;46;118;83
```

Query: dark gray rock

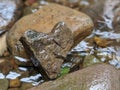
20;22;73;79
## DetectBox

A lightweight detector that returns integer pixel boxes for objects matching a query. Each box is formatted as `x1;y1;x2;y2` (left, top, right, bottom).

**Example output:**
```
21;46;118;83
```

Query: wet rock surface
20;22;73;79
0;33;7;56
83;55;101;68
28;64;120;90
9;78;21;88
7;3;93;57
0;58;13;75
0;79;9;90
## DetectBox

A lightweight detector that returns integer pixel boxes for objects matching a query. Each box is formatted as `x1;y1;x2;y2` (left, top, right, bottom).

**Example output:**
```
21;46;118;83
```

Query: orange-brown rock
9;78;21;88
7;3;94;57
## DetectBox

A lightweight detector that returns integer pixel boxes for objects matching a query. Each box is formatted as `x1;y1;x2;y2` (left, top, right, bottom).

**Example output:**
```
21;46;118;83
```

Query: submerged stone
20;22;73;79
83;55;101;68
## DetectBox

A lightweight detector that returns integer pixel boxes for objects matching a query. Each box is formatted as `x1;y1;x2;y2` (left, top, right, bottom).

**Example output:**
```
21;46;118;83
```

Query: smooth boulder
7;3;94;57
28;64;120;90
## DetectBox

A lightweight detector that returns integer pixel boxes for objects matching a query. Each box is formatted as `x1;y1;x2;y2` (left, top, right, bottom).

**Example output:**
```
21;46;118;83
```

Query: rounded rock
7;3;94;57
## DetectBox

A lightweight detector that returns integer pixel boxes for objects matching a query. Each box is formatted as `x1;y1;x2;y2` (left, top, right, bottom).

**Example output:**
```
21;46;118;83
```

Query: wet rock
0;58;13;75
20;83;33;90
20;22;73;79
28;64;120;90
79;0;105;22
113;3;120;33
7;3;94;58
94;36;113;47
17;69;29;79
0;33;7;56
25;0;37;6
8;88;20;90
47;0;79;8
9;78;21;88
83;55;101;67
0;0;23;56
0;79;9;90
23;1;42;16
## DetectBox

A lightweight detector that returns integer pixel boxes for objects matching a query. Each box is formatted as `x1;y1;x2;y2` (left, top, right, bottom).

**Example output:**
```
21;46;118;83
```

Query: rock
8;88;20;90
113;3;120;33
9;78;21;88
0;58;13;75
0;33;7;56
0;0;23;56
7;3;94;58
20;83;33;90
25;0;37;6
94;36;113;47
47;0;79;8
28;64;120;90
20;22;73;79
80;0;105;22
83;55;101;67
0;79;9;90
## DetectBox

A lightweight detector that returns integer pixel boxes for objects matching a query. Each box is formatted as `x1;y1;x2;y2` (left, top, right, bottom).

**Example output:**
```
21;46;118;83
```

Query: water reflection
6;71;21;79
0;73;5;79
20;74;43;86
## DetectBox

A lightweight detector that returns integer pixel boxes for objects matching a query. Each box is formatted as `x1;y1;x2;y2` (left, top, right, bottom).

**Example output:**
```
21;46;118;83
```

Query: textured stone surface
7;3;94;57
20;22;73;79
28;64;120;90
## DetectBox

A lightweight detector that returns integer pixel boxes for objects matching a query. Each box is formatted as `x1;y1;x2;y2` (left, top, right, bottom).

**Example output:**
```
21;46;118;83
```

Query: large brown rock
28;64;120;90
7;3;94;57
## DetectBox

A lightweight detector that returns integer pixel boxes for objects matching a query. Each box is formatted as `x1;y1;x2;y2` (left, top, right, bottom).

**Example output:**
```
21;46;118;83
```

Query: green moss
59;67;70;76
